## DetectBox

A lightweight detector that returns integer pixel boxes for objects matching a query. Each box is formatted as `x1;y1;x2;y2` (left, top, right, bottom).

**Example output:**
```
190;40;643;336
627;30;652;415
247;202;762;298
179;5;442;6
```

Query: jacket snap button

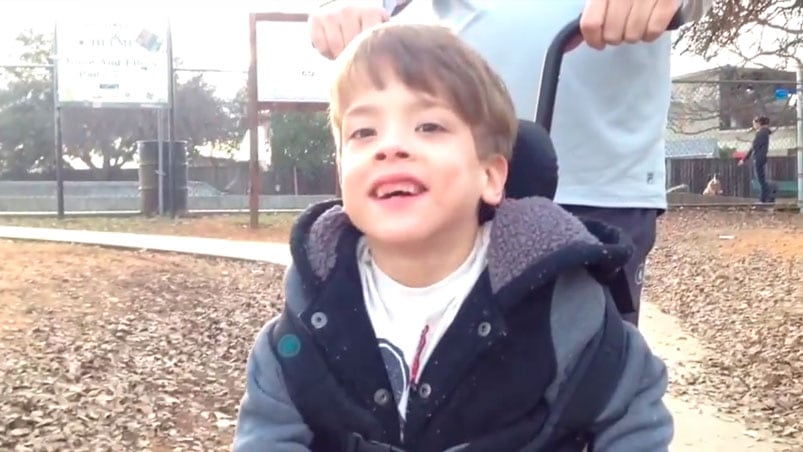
373;388;391;406
477;321;492;337
310;312;328;329
418;383;432;399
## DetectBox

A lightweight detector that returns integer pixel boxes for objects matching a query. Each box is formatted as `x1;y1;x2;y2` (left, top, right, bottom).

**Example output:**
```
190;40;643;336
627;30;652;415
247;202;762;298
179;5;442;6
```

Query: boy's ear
481;154;508;206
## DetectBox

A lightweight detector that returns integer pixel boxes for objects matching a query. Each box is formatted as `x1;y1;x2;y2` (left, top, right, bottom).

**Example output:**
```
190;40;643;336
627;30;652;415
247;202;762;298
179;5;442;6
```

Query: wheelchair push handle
534;8;686;132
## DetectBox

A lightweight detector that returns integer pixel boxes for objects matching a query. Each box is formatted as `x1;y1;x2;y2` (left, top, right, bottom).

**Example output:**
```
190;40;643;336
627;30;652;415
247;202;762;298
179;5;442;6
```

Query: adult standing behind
739;116;773;203
307;0;714;326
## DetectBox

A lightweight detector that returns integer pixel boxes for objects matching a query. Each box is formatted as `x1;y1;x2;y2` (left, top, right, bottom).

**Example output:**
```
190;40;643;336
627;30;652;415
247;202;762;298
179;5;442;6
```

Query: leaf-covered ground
644;209;802;447
1;242;284;451
0;208;800;451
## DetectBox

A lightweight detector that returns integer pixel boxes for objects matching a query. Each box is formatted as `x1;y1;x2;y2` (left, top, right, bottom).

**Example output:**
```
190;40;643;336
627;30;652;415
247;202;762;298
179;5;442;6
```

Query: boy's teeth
375;182;423;198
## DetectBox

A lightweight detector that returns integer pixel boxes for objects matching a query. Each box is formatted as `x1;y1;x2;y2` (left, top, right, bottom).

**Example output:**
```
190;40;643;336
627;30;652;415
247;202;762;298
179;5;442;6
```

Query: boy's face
337;73;507;249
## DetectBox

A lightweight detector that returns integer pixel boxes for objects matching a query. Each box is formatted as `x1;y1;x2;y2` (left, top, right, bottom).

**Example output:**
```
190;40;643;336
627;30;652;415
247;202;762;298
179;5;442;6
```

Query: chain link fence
668;67;798;158
0;16;337;214
666;66;800;200
2;23;801;212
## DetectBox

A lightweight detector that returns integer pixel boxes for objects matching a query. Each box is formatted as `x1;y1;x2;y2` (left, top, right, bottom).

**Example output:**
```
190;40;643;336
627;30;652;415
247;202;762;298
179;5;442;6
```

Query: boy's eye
416;122;445;133
349;128;376;140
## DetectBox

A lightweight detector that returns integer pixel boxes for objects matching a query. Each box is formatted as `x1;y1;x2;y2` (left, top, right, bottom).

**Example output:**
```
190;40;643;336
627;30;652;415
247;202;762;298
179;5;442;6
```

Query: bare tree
675;0;802;67
669;81;721;135
669;67;797;139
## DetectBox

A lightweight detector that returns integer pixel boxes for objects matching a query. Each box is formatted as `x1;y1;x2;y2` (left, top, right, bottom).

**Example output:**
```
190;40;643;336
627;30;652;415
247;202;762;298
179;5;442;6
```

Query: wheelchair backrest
505;119;558;201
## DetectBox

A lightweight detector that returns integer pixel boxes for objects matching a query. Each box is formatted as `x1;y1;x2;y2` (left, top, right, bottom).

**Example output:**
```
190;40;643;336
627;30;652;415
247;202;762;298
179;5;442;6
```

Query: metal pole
157;109;165;216
166;19;176;218
52;23;64;218
796;61;803;213
248;14;260;229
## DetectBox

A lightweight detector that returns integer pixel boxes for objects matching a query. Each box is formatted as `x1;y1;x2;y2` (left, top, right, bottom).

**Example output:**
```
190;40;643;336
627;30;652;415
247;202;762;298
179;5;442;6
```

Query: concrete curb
0;226;291;267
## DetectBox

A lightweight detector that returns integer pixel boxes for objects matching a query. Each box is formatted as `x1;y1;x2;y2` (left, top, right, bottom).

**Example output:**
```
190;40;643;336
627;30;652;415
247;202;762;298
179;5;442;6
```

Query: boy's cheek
338;162;366;200
338;152;370;177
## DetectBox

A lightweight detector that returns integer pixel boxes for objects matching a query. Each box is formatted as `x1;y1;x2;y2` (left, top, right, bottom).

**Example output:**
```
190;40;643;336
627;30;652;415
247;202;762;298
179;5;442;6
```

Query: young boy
233;24;673;452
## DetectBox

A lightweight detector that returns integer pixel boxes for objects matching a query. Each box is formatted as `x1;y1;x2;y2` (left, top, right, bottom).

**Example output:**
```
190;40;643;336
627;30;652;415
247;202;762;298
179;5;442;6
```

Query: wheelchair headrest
504;120;558;201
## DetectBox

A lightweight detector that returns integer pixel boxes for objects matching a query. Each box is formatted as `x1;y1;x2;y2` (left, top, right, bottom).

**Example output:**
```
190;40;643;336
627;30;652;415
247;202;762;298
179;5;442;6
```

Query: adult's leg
755;161;770;203
560;205;659;328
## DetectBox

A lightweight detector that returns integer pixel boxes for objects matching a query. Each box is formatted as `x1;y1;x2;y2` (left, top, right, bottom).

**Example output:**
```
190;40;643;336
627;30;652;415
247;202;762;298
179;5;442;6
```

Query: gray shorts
560;205;659;327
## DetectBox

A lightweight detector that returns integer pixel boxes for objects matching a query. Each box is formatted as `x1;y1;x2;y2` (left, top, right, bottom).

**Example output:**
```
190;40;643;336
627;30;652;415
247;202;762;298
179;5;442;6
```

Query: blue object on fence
775;88;791;100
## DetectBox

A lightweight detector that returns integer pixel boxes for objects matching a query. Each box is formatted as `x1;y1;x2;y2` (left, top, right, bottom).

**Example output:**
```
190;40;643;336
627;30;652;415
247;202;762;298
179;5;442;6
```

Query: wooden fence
666;156;797;198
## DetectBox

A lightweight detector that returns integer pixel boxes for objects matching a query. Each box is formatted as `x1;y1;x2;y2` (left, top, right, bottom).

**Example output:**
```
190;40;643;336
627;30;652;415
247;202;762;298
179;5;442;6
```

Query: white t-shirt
357;222;492;418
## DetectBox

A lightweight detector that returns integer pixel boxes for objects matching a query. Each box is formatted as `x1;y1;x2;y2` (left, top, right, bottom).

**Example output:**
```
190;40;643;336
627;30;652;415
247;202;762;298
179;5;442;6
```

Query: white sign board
56;18;169;106
256;20;334;103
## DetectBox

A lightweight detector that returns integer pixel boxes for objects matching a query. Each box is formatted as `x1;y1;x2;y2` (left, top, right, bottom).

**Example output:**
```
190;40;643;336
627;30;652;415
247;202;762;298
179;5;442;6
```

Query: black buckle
347;433;408;452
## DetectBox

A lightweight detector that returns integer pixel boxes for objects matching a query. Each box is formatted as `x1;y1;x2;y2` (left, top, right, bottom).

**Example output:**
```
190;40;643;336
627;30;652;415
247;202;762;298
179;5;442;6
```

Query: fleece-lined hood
288;196;634;302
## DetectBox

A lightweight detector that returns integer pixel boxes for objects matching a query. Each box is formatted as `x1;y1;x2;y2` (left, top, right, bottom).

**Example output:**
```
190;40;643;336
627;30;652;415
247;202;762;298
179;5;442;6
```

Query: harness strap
347;433;409;452
270;311;387;451
269;312;330;394
546;293;627;451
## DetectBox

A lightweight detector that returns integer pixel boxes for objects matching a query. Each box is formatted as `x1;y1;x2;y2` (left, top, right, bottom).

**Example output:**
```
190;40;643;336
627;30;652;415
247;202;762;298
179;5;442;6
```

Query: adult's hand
308;1;390;60
579;0;681;50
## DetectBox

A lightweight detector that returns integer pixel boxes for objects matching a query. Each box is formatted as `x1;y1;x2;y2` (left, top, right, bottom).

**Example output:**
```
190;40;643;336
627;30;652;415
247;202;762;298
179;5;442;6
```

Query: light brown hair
328;23;518;160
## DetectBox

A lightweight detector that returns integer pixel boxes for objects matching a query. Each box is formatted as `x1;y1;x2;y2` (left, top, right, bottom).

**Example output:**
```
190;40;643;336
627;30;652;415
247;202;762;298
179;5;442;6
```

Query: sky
0;0;743;99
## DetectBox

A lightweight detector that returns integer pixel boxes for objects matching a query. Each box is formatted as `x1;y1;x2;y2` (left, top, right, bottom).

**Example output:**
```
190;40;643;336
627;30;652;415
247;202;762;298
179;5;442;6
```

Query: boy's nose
373;145;410;161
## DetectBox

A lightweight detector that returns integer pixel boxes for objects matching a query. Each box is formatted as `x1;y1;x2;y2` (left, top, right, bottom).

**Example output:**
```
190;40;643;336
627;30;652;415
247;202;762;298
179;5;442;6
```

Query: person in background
739;115;773;203
307;0;715;327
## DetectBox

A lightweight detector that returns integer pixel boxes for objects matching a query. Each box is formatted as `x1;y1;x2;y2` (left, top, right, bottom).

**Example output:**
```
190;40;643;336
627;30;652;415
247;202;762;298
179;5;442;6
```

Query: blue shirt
390;0;713;209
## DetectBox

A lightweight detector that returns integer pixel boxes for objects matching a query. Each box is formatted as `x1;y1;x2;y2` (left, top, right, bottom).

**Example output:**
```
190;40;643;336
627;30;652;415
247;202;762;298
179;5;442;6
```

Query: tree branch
674;0;800;67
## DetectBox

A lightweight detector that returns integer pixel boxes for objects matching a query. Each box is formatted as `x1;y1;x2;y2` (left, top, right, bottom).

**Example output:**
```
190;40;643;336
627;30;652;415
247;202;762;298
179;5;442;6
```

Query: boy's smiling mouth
369;175;428;200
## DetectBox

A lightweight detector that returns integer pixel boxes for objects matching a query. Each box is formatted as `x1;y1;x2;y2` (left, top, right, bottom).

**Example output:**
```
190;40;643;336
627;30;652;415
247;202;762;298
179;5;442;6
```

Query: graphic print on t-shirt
378;339;410;405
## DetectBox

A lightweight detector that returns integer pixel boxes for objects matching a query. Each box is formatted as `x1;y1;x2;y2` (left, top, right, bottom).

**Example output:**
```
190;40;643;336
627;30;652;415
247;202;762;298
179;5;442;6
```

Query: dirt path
640;301;784;451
